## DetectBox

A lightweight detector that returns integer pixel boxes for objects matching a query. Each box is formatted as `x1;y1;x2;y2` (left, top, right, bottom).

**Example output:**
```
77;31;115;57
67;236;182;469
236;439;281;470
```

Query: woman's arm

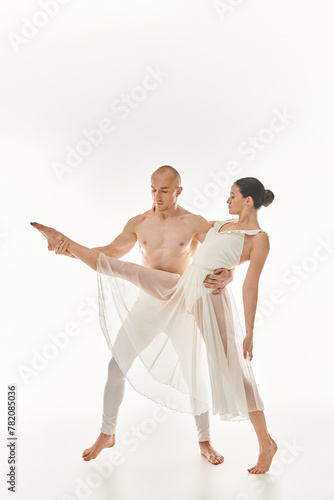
242;233;270;360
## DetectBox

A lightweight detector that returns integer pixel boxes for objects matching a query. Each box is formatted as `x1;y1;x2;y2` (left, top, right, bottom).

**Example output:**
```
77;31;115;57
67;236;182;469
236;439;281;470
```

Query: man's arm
193;216;213;244
192;216;235;293
92;218;138;258
53;217;138;259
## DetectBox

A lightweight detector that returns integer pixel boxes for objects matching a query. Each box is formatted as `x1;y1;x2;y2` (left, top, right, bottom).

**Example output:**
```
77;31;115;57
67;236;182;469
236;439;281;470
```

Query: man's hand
30;222;66;251
51;240;77;258
203;267;235;295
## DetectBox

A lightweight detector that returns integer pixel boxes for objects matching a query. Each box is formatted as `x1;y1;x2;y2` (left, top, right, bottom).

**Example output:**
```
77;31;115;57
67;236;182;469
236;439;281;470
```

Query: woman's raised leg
97;252;180;300
30;222;99;271
31;222;181;300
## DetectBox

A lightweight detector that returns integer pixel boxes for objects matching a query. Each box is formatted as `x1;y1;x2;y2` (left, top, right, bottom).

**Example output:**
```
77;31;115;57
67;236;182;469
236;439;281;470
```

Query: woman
31;177;278;473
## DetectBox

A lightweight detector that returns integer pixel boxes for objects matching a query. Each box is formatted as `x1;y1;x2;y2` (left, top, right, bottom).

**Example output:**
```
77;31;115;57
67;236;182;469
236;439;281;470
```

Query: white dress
97;220;266;421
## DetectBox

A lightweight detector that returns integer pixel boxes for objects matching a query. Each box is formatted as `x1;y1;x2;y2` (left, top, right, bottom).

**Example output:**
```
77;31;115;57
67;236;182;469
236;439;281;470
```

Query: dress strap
214;220;234;232
215;220;269;237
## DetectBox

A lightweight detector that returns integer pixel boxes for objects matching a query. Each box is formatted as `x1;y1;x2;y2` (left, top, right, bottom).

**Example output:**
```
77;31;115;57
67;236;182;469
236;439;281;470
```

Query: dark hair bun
262;189;275;207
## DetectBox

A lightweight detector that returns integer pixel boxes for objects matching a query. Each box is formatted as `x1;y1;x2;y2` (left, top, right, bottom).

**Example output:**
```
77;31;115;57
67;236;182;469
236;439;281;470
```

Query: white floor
2;382;333;500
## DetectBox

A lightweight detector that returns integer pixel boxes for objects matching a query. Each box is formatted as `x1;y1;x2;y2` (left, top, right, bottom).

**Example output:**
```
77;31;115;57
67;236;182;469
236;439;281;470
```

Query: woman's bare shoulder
251;231;270;254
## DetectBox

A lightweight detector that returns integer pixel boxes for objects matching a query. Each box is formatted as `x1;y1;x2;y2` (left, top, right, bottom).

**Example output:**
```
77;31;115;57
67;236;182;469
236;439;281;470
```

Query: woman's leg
31;222;180;299
209;294;258;410
209;293;278;473
194;292;277;473
247;410;278;473
30;222;99;270
97;253;180;300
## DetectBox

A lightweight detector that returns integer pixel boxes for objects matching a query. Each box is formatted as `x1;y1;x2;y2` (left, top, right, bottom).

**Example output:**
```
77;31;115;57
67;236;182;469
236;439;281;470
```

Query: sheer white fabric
97;220;266;422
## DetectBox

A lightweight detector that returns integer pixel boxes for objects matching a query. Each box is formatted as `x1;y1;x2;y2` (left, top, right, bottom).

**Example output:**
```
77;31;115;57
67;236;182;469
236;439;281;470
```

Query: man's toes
210;455;223;465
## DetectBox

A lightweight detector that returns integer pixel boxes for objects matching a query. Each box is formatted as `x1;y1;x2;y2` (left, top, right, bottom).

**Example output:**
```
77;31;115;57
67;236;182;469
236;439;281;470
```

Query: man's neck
154;204;181;220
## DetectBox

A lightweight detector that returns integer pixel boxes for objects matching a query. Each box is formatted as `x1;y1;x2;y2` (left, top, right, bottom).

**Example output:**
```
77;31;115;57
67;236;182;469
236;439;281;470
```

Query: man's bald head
150;166;183;212
151;166;181;188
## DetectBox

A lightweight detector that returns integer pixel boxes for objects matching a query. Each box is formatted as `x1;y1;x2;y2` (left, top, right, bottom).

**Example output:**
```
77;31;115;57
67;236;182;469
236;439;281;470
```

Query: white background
1;1;334;499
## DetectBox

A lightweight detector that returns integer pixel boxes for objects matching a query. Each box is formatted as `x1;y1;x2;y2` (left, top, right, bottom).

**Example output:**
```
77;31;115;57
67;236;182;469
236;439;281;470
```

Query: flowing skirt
97;253;264;421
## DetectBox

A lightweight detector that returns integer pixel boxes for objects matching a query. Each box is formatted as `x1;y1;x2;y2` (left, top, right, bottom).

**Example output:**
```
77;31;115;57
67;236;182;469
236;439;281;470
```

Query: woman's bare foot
199;441;224;465
30;222;64;250
248;436;278;474
82;433;116;461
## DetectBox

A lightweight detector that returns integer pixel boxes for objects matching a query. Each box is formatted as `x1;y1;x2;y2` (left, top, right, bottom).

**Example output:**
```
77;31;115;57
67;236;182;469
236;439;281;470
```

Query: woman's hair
235;177;275;209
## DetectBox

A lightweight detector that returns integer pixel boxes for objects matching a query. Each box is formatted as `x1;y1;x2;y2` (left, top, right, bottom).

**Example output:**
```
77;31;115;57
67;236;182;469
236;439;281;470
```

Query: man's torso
134;208;211;275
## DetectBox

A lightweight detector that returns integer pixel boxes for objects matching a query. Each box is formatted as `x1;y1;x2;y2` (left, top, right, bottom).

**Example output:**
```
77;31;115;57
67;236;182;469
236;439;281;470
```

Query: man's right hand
203;267;235;294
50;240;77;258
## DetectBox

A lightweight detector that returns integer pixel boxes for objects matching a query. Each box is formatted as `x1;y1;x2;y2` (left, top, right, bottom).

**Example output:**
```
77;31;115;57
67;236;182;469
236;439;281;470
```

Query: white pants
101;355;211;442
98;260;211;442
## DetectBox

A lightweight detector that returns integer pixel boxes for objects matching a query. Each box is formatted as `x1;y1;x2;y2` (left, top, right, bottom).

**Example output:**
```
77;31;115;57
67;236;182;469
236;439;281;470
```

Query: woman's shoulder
255;229;269;239
251;231;270;254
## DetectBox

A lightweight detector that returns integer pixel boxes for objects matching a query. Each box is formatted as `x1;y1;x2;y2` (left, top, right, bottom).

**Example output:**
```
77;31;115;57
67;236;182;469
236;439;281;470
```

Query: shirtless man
32;166;234;465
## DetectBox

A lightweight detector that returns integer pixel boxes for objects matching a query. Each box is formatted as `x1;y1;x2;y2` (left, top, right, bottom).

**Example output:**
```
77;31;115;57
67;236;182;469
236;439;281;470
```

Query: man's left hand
203;267;235;294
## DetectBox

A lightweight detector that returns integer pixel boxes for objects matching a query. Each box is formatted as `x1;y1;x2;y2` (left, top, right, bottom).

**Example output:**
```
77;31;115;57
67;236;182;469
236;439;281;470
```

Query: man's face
151;173;182;211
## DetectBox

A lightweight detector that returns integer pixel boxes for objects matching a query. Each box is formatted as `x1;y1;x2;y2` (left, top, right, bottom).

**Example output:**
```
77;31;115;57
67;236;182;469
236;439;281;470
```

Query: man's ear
176;186;183;197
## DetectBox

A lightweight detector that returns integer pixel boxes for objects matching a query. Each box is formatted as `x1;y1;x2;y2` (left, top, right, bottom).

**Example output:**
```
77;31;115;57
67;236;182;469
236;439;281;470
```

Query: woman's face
226;183;247;214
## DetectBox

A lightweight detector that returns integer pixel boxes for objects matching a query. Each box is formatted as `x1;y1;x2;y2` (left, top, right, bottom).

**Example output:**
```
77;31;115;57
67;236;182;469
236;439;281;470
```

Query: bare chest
137;219;195;251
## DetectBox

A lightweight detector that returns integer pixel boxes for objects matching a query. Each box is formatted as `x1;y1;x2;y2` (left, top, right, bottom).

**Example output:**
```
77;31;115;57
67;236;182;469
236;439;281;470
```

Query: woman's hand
243;336;253;361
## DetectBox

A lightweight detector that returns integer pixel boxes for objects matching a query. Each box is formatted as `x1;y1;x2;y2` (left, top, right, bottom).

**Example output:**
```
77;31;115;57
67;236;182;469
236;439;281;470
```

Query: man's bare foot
30;222;64;250
199;441;224;465
82;433;116;461
248;435;278;474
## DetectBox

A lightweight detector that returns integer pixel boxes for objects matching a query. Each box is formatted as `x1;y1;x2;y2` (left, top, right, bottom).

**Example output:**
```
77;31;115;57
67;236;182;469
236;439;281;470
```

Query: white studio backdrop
1;1;334;500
